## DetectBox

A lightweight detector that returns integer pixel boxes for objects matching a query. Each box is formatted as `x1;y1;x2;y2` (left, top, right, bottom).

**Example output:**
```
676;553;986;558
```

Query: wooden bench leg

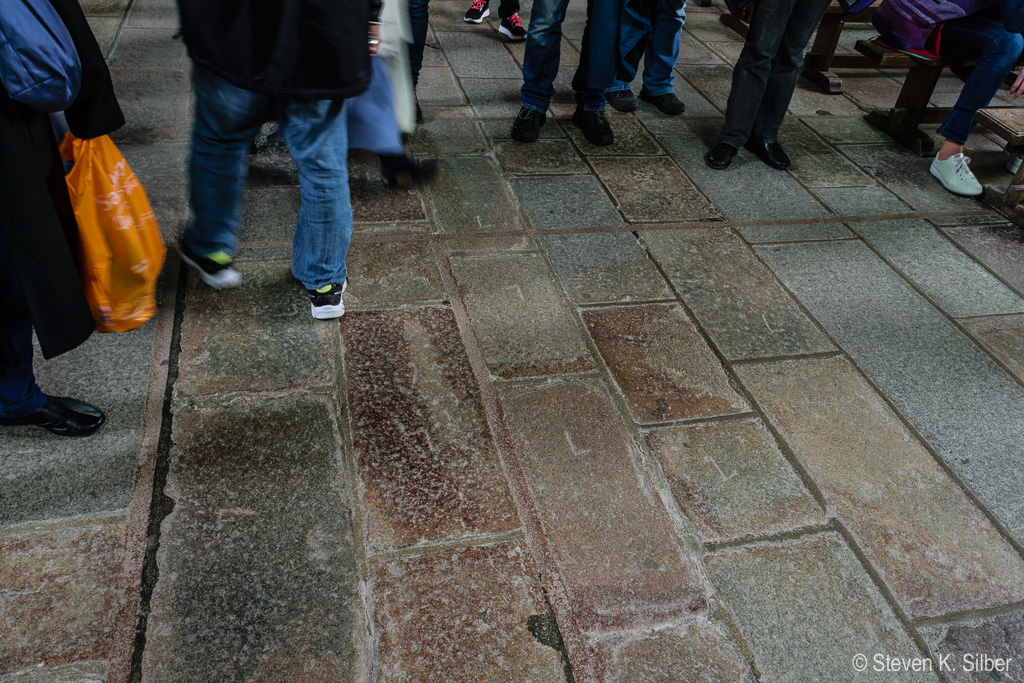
803;13;845;93
719;6;752;38
865;63;944;155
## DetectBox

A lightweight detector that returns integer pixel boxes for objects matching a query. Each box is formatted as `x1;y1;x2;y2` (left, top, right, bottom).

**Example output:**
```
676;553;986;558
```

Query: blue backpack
0;0;82;112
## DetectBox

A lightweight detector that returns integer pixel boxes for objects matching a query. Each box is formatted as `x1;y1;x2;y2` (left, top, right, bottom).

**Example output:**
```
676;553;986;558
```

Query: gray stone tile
707;533;931;682
962;314;1024;383
811;186;914;217
0;660;108;682
450;252;595;378
108;28;187;71
415;66;467;106
408;107;487;157
642;229;834;360
942;223;1024;294
660;136;832;222
144;396;364;680
85;17;121;55
108;69;191;145
460;78;523;118
800;117;895;146
756;240;1024;544
562;117;663;156
676;65;733;111
344;240;447;309
494;139;588;175
851;220;1024;318
590;156;720;222
436;31;522;78
126;0;179;28
426;157;524;234
541;233;672;304
738;222;856;243
780;122;873;188
510;175;623;230
839;144;983;213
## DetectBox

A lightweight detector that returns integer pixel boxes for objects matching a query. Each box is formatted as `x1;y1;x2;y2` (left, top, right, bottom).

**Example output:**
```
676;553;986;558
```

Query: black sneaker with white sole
308;280;348;320
499;13;527;40
464;0;490;22
179;242;242;289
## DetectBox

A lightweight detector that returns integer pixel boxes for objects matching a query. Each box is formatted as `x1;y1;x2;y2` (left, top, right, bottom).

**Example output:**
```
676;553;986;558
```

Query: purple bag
726;0;878;13
872;0;996;49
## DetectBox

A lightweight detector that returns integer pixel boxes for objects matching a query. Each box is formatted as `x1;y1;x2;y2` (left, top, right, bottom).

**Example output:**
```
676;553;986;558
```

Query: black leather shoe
0;395;105;437
744;139;791;170
380;154;440;188
638;89;685;115
704;142;738;170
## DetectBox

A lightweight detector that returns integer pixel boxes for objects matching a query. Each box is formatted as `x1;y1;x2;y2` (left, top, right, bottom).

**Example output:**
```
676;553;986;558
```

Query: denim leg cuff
520;101;548;114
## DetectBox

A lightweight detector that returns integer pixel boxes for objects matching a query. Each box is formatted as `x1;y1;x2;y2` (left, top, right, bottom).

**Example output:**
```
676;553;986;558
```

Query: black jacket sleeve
48;0;125;138
369;0;383;24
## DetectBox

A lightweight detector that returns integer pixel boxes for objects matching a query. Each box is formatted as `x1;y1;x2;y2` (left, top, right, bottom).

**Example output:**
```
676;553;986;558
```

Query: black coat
0;0;125;365
178;0;382;100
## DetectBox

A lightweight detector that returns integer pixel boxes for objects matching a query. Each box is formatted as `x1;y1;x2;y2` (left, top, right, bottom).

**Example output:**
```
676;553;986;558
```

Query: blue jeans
609;0;686;96
0;232;44;419
521;0;617;112
938;15;1024;145
184;68;353;290
718;0;830;147
408;0;520;87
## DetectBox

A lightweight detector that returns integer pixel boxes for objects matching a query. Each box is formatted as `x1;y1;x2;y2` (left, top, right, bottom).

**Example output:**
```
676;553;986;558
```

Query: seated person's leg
931;16;1023;196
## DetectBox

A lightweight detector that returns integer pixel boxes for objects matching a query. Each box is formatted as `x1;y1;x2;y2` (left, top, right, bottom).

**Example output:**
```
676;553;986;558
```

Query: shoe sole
930;165;983;197
180;249;242;289
498;25;526;41
311;303;346;320
464;8;490;22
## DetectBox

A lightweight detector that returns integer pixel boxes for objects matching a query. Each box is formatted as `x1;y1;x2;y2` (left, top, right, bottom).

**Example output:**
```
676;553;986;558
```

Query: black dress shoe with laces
638;89;685;115
704;142;738;170
0;395;105;437
572;107;614;146
744;139;791;170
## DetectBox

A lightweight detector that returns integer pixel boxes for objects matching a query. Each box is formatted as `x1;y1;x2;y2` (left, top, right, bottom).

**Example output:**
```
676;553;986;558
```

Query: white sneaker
308;279;348;320
930;153;983;197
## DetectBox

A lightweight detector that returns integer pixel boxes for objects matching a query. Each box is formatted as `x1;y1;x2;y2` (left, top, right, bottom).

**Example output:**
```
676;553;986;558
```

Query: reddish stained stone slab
583;304;748;423
372;542;564;682
0;516;124;673
943;224;1024;294
962;314;1024;382
922;610;1024;682
342;307;520;550
737;357;1024;619
500;379;708;633
595;623;752;682
590;157;720;222
645;419;824;543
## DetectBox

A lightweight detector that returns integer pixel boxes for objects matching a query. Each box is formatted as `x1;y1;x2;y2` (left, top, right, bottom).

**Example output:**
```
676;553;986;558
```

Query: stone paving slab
499;379;708;632
645;419;824;544
0;661;108;682
408;106;487;157
344;240;447;310
920;610;1024;682
144;395;364;680
593;622;753;682
781;122;874;189
811;186;914;217
590;156;720;222
738;222;856;244
176;261;337;398
341;307;520;552
450;252;596;378
562;117;664;157
851;220;1024;318
757;240;1024;545
942;223;1024;294
494;139;589;175
0;514;125;675
961;314;1024;382
460;78;523;118
510;174;623;230
540;233;672;304
108;69;191;146
707;533;931;682
582;304;749;424
427;156;524;234
107;28;187;72
436;31;523;79
739;357;1024;619
371;542;564;682
642;229;834;360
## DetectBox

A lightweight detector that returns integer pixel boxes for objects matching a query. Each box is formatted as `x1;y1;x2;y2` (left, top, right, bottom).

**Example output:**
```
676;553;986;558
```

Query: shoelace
471;0;487;10
518;108;536;121
952;155;974;182
507;12;522;27
593;110;608;126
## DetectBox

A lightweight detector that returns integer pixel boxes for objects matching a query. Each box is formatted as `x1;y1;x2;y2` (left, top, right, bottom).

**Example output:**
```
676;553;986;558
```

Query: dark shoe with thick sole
0;395;105;437
704;142;738;170
511;107;546;142
381;155;440;188
638;89;685;115
744;139;791;170
572;108;614;146
605;89;638;112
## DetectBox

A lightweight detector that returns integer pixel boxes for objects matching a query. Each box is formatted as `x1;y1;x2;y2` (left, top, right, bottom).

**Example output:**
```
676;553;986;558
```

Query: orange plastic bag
60;133;166;333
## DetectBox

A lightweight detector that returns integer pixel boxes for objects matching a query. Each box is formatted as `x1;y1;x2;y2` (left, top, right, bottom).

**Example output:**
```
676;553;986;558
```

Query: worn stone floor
3;0;1024;681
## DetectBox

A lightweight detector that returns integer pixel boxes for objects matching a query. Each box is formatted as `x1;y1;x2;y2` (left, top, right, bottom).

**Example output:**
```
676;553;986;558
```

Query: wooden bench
974;108;1024;217
719;1;878;94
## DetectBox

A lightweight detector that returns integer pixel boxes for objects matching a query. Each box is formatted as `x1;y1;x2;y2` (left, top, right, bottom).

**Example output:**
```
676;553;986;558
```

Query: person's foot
380;154;441;188
511;107;545;142
499;12;527;40
0;395;105;437
464;0;490;22
572;107;614;146
308;280;348;320
744;139;791;170
639;89;685;115
704;142;737;170
180;242;242;289
930;152;983;196
605;89;638;112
